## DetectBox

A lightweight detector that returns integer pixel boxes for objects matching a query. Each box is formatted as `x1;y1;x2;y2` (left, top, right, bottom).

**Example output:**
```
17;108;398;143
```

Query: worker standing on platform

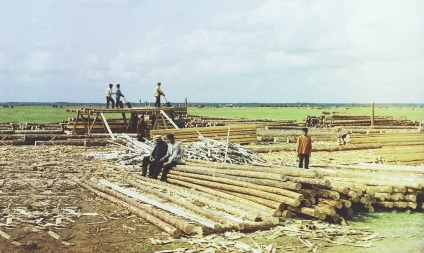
297;128;312;169
115;84;125;108
154;82;165;107
106;84;115;109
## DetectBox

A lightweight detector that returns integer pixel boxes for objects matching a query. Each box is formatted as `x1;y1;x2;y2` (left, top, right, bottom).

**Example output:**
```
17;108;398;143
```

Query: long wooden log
182;160;320;178
99;178;239;230
179;165;283;181
284;176;330;187
168;174;301;207
71;178;183;238
129;174;273;220
125;177;263;223
163;177;281;214
171;170;304;201
175;166;301;190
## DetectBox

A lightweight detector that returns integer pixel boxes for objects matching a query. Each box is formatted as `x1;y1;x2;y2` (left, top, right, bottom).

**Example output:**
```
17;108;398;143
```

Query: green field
0;105;423;123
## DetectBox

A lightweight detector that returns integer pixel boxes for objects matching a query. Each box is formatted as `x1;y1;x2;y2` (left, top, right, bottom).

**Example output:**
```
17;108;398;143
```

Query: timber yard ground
0;104;424;253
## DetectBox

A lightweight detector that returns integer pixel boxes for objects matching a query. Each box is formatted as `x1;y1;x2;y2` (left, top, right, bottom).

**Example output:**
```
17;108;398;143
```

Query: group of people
106;82;166;109
106;83;125;109
141;133;183;182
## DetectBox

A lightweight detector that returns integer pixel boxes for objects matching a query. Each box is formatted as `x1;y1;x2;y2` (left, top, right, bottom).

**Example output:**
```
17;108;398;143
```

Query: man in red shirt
297;128;312;169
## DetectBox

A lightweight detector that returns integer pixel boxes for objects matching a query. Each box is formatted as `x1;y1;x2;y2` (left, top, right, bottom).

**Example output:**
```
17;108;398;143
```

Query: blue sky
0;0;423;103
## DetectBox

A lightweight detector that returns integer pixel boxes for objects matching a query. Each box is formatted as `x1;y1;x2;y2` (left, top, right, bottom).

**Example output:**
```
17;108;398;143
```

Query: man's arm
168;142;181;163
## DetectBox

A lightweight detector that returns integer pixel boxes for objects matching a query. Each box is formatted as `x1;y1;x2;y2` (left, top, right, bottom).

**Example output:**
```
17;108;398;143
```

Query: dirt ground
1;145;423;253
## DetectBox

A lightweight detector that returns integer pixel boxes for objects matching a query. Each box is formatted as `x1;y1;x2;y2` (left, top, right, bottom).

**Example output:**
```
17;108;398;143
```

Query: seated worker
159;133;183;181
141;135;168;179
176;115;185;128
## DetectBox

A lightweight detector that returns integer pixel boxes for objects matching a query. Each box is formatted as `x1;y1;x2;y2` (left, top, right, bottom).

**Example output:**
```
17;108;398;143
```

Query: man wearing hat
141;135;168;178
115;84;125;109
159;133;183;181
154;82;165;107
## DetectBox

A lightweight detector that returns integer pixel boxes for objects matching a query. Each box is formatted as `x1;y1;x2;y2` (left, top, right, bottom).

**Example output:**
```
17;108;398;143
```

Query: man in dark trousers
141;135;168;179
159;133;183;181
106;83;115;109
297;128;312;169
154;82;165;107
115;84;125;108
137;115;147;142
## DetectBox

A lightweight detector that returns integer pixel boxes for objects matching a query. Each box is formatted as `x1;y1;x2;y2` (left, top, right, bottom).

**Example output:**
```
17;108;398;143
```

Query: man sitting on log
159;133;183;181
141;135;168;179
297;128;312;169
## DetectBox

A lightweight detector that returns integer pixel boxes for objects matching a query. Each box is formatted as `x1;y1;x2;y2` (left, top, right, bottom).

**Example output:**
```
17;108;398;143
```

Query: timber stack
305;112;420;128
185;114;298;128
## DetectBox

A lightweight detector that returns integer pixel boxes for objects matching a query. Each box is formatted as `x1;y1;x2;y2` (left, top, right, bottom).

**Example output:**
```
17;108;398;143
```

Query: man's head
157;82;161;86
166;133;175;143
109;84;113;88
116;84;120;88
302;128;308;135
154;135;162;143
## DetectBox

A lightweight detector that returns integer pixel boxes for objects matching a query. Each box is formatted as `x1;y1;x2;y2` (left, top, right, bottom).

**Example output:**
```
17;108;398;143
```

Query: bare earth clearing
1;145;423;253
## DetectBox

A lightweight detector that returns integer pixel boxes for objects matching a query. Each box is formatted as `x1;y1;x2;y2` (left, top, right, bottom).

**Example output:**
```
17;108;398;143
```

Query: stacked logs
305;112;420;128
165;160;424;223
150;125;258;144
185;114;298;128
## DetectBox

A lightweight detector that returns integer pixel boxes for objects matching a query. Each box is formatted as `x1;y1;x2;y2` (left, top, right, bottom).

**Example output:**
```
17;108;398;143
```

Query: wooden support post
160;110;179;129
88;113;99;134
371;102;375;127
100;113;115;140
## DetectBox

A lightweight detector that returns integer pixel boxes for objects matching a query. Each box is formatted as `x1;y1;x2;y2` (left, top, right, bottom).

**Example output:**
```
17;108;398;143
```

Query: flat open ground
1;105;423;253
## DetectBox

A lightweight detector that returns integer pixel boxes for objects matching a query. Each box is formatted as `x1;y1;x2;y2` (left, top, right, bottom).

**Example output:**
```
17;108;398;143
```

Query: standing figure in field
106;84;115;109
159;133;183;181
154;82;165;107
141;135;168;179
297;128;312;169
115;84;125;108
137;115;147;142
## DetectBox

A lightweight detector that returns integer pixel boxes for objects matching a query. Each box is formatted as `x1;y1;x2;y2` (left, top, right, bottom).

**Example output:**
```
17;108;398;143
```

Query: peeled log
164;177;279;213
168;174;301;207
71;178;183;238
125;177;262;222
316;189;340;200
172;170;304;201
175;166;301;190
284;177;330;187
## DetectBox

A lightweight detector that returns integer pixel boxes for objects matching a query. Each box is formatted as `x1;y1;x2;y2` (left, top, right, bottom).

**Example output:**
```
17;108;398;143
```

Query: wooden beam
160;110;179;129
100;113;115;140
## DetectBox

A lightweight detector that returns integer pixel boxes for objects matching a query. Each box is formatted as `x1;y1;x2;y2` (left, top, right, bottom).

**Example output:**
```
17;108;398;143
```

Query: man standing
154;82;165;107
297;128;312;169
106;84;115;109
141;135;168;179
137;115;147;142
160;133;183;181
115;84;125;108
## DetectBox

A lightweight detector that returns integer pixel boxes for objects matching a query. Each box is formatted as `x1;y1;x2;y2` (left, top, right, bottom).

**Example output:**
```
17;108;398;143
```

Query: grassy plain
0;104;423;123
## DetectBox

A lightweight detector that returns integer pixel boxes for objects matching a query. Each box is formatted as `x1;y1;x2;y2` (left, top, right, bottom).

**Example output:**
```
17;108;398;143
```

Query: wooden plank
160;110;179;129
100;113;115;140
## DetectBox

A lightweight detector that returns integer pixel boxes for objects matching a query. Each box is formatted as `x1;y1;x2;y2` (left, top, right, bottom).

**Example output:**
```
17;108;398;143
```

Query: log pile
349;132;424;165
162;160;424;224
305;112;420;128
185;114;298;128
150;125;258;144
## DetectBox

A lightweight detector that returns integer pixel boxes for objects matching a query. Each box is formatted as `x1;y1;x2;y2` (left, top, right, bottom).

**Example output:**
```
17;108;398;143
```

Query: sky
0;0;423;104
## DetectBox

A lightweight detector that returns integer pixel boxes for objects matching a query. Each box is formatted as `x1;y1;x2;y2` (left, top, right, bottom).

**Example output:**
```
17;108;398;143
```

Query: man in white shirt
154;82;165;107
160;133;183;181
106;84;115;109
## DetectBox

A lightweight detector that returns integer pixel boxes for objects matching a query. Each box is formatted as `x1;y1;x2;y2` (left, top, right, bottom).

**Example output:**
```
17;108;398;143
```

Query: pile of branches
185;136;266;164
104;134;266;165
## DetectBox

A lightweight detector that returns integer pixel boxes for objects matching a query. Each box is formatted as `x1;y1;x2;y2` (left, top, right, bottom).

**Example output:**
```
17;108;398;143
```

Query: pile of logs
305;112;420;128
350;132;424;165
150;125;258;144
185;115;298;128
